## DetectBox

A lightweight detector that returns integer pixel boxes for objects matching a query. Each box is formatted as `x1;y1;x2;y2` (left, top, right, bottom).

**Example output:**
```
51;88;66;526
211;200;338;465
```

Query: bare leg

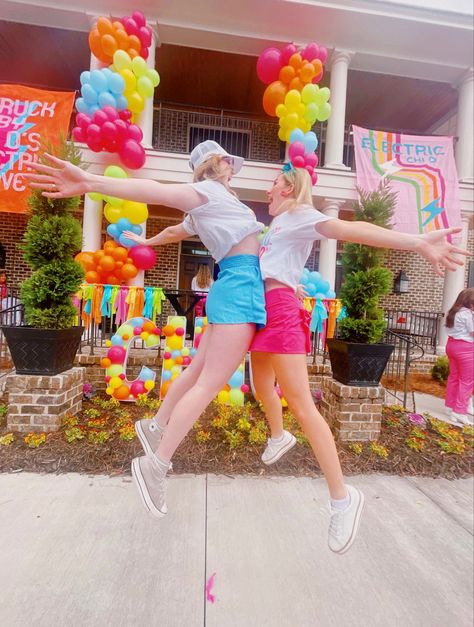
250;351;283;438
157;323;255;461
271;353;347;500
152;327;211;428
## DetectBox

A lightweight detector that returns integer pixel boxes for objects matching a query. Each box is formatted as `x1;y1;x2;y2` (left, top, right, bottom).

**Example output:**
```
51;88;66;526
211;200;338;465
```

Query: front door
179;240;213;290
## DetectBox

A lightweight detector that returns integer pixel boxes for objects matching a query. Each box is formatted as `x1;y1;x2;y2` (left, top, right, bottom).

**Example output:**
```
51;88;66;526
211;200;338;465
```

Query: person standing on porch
444;287;474;425
191;264;213;317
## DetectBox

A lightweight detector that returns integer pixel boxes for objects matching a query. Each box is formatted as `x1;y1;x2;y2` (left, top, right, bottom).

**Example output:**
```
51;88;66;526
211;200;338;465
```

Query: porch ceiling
0;22;459;134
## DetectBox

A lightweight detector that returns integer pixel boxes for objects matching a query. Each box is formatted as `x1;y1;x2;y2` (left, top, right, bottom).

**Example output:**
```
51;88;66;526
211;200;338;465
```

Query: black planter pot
1;326;83;375
327;338;394;387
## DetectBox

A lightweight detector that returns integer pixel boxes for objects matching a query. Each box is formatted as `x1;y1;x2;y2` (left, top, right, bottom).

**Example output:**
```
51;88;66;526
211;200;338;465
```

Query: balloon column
159;316;190;399
300;268;336;300
257;41;331;185
72;10;160;170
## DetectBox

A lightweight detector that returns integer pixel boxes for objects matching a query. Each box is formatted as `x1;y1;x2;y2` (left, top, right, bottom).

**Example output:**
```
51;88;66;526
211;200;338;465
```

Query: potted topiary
1;140;85;375
327;183;396;386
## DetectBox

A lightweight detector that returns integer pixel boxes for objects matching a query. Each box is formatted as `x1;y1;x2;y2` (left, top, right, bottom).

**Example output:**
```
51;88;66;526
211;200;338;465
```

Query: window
189;127;250;159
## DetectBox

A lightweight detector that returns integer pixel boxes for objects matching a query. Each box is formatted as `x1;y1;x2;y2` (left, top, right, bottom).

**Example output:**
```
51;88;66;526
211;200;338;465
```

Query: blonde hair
195;264;212;289
280;167;314;210
192;154;225;183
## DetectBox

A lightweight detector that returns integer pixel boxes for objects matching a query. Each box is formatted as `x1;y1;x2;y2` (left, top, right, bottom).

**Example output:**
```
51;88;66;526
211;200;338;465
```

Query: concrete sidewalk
0;472;472;627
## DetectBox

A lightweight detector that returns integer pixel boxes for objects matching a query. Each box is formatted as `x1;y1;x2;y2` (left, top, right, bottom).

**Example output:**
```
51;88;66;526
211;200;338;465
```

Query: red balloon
103;137;118;153
102;106;119;121
86;123;102;141
139;26;152;47
119;109;132;122
305;153;319;169
175;327;185;336
72;126;85;142
132;10;146;28
305;165;314;177
302;42;320;61
102;121;118;140
292;155;305;168
127;124;143;142
257;47;283;84
311;172;318;185
129;245;156;270
76;113;91;129
281;43;298;65
107;345;126;364
114;119;129;142
122;17;139;36
119;139;146;169
130;380;146;397
288;141;305;160
92;110;109;126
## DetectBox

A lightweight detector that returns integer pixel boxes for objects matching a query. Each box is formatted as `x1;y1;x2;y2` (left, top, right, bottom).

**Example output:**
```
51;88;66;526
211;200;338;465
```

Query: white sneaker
131;455;168;519
261;430;296;465
328;485;365;555
452;412;473;426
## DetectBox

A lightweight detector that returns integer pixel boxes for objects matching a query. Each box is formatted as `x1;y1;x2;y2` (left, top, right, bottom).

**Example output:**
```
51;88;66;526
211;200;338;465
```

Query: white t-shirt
259;205;333;289
191;277;213;292
182;180;264;263
447;308;474;342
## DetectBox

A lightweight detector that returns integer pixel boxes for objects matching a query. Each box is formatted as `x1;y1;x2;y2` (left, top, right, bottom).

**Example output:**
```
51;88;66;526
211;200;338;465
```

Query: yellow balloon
106;387;114;395
275;104;286;118
113;50;132;72
147;69;160;87
144;380;155;391
285;89;301;109
181;347;190;356
122;200;149;223
104;203;123;224
137;76;154;99
132;55;148;77
217;390;230;404
167;335;183;350
109;376;122;389
140;331;149;340
120;69;136;93
278;128;286;142
171;373;180;381
163;359;173;370
127;91;144;114
146;335;159;347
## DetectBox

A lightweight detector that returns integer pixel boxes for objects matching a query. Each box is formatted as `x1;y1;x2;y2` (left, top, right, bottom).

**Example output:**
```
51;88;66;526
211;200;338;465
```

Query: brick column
6;367;85;432
320;377;383;441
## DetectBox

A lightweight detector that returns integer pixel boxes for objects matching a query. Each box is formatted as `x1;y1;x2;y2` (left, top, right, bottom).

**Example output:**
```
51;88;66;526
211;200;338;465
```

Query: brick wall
0;212;30;290
144;216;180;288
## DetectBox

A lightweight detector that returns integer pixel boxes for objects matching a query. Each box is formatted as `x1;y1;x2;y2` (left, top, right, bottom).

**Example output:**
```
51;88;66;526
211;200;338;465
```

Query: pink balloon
102;106;119;122
132;10;146;27
311;172;318;185
183;356;191;365
302;42;320;61
87;138;103;152
292;155;305;168
129;245;156;270
241;384;250;393
139;26;152;47
103;137;118;153
92;110;108;126
163;352;171;359
305;152;319;168
72;126;85;142
119;109;132;122
107;345;126;364
281;43;298;65
101;121;117;141
317;46;328;64
127;124;143;142
288;141;305;160
75;113;91;129
114;119;129;143
256;47;283;84
86;124;102;141
305;165;314;177
119;139;146;169
133;327;142;335
141;48;149;60
122;17;139;36
130;380;146;397
175;327;185;336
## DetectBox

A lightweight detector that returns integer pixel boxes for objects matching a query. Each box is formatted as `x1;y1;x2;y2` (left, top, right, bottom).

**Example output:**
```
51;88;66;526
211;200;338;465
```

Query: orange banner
0;84;75;213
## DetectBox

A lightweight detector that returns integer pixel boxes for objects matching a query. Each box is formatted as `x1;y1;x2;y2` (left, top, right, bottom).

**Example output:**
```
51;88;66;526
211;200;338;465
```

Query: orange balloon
88;29;109;63
143;321;155;333
289;53;303;69
75;252;96;272
111;246;128;261
100;255;116;272
300;63;316;83
262;80;288;117
112;20;125;31
115;29;129;50
128;35;141;52
121;263;138;280
160;381;171;398
104;239;118;250
289;77;305;92
113;384;131;400
175;356;184;365
105;275;120;285
102;34;118;57
128;48;139;59
279;65;296;84
100;358;111;368
94;250;105;263
85;270;100;284
162;325;175;337
126;257;133;264
96;16;114;37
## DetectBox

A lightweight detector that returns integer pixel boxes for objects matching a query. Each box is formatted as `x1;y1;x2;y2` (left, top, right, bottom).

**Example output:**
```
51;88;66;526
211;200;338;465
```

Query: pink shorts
250;287;311;354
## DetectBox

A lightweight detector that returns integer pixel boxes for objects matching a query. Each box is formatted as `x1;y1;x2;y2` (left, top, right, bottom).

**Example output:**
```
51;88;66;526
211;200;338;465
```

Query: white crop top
182;180;264;262
259;205;334;289
446;308;474;342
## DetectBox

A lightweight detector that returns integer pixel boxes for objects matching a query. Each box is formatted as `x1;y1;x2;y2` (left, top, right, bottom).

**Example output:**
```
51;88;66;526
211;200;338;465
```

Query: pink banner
352;125;461;234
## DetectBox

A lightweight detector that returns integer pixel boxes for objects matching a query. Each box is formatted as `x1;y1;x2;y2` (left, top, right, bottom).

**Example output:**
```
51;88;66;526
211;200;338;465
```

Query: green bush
431;356;450;383
338;183;397;344
20;140;84;329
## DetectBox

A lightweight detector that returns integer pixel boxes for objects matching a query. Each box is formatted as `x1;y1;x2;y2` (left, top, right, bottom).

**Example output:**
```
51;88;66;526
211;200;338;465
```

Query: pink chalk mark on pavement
205;572;216;604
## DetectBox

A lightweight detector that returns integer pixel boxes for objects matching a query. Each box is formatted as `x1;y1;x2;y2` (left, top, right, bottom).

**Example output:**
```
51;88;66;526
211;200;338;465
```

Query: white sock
152;453;170;474
270;432;285;443
331;491;351;512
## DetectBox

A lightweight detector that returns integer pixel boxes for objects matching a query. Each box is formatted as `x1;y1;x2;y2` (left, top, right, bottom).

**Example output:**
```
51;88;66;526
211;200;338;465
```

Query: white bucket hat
189;140;244;174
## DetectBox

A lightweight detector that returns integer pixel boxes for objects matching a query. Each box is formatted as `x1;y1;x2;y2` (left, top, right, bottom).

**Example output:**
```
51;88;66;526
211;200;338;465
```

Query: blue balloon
171;350;181;360
327;289;336;299
108;72;125;95
111;334;123;346
309;270;321;283
190;348;197;357
119;234;138;248
300;274;310;285
130;224;143;235
75;98;89;114
88;104;100;115
90;69;108;93
161;370;172;381
117;218;133;232
305;282;318;297
130;317;144;328
139;366;155;381
98;91;116;109
115;95;128;111
319;279;330;295
107;224;120;239
315;292;327;300
81;83;98;105
80;71;91;86
228;371;244;388
290;128;305;144
303;131;318;153
102;68;113;79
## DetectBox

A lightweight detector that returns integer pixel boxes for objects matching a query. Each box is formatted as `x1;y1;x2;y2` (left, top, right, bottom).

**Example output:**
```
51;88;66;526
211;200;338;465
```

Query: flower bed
0;396;472;479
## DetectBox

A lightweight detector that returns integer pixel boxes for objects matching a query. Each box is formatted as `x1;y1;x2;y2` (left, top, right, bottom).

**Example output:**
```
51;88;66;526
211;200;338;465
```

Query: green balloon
104;165;128;179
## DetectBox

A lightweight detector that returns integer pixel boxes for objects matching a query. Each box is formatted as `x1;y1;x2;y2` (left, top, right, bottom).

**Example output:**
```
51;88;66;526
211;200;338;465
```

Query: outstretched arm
24;153;204;212
123;223;190;247
316;218;469;277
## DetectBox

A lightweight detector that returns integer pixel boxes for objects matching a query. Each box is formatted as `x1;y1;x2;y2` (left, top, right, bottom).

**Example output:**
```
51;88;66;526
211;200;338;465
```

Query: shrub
431;356;449;383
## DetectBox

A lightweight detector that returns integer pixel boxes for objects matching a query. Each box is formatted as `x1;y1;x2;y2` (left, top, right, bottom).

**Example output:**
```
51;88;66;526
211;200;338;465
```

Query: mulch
382;373;446;399
0;395;472;480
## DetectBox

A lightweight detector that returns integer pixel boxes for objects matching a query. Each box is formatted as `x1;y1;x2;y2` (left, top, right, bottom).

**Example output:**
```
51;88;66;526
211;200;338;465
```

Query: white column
455;68;474;183
129;25;158;287
437;213;471;350
318;199;342;290
323;50;353;170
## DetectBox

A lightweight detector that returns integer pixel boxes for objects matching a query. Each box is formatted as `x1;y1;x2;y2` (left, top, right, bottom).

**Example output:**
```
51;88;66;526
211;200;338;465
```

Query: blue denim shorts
206;255;266;327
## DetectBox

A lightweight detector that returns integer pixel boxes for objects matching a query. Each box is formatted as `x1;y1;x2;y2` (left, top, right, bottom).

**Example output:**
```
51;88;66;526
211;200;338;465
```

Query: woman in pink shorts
250;164;469;555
